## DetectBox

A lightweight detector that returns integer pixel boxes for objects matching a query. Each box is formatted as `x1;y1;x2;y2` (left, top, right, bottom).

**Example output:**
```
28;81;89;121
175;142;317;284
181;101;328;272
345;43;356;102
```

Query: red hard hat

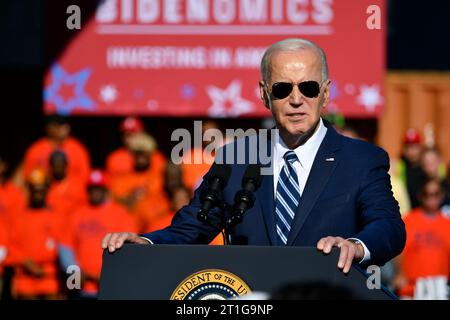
404;128;422;145
87;170;107;187
120;116;144;133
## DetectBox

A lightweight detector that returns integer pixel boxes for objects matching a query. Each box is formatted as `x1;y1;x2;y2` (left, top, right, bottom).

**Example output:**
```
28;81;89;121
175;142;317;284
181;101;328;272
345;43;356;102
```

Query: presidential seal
170;269;251;300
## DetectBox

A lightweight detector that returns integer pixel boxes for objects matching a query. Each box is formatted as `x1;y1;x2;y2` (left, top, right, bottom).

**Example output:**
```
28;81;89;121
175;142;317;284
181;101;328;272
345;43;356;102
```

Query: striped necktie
276;150;301;245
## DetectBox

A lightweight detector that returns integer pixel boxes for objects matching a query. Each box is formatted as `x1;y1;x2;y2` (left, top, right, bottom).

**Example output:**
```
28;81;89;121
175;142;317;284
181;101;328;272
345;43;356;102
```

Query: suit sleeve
141;165;223;244
353;149;406;266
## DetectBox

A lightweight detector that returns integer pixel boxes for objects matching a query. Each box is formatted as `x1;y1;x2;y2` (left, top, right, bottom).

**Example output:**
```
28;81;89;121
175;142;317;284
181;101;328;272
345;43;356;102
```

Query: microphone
197;162;232;223
227;164;262;227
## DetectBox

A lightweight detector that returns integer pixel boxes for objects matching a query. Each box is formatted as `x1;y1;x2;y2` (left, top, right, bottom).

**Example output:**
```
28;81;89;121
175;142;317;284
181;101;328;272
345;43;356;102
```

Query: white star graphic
99;85;118;104
206;80;254;117
356;84;383;112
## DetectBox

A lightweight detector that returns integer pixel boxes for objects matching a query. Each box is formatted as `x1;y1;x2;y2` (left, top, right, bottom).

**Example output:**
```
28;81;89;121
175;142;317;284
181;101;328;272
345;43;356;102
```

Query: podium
99;244;396;300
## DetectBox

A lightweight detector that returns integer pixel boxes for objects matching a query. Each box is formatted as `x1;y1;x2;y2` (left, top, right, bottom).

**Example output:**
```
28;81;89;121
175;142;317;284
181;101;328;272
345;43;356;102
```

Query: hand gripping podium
99;244;396;300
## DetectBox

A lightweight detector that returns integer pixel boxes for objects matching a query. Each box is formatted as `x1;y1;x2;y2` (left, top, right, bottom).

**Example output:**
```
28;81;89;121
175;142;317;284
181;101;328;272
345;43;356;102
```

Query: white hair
260;38;329;83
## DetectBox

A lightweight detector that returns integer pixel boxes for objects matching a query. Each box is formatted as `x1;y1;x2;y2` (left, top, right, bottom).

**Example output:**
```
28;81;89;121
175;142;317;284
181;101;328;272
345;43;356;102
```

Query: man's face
49;157;67;181
88;186;107;206
28;184;48;208
420;181;444;212
134;151;150;172
46;123;70;142
422;151;440;178
403;143;422;164
260;49;330;142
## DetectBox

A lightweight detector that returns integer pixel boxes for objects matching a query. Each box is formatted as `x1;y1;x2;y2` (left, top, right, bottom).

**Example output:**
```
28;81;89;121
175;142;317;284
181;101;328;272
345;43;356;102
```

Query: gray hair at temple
260;38;329;83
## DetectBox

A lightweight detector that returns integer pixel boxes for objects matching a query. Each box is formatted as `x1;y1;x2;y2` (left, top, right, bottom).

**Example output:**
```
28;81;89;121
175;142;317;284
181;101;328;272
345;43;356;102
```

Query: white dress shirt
272;118;370;263
272;118;327;198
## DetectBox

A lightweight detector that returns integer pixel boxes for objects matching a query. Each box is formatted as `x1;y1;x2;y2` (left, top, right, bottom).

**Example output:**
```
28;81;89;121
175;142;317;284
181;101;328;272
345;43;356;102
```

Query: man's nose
288;85;304;107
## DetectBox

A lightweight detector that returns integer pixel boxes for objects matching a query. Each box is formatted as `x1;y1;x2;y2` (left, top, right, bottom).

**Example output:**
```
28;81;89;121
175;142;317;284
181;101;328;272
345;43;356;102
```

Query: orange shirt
23;137;91;183
10;207;64;296
106;148;166;179
181;148;214;191
62;201;136;294
0;181;26;227
0;182;26;267
110;166;168;233
148;211;224;246
47;178;87;217
400;209;450;295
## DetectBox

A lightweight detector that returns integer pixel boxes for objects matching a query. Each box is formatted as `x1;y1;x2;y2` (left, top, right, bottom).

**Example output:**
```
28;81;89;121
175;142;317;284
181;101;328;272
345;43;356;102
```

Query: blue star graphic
44;64;95;115
180;84;196;100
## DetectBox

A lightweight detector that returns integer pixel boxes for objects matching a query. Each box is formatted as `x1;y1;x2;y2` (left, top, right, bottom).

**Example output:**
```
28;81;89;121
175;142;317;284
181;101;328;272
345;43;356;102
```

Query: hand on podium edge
102;232;149;253
316;236;365;274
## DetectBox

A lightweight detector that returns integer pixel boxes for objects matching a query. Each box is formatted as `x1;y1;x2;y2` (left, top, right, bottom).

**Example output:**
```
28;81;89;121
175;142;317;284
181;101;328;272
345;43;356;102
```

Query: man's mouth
286;112;307;119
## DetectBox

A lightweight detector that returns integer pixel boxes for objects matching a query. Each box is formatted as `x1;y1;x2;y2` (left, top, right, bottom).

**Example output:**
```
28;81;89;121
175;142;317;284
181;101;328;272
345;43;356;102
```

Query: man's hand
316;236;365;273
101;232;150;253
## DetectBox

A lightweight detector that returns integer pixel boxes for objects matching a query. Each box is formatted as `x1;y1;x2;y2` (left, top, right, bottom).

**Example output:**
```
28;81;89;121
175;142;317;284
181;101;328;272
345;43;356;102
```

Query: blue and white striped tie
276;151;301;245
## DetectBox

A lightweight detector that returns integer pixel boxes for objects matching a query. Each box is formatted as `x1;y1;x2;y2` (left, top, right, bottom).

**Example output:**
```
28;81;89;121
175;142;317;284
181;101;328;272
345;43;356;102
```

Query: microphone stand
198;201;231;245
223;210;243;246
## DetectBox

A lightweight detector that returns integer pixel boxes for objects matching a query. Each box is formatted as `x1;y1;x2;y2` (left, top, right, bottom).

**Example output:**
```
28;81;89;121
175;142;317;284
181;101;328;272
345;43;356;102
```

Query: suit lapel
254;132;277;245
286;122;343;245
257;170;277;245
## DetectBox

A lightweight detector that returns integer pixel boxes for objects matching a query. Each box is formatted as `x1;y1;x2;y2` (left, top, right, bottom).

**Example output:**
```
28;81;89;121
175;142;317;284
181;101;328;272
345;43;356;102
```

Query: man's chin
286;126;309;137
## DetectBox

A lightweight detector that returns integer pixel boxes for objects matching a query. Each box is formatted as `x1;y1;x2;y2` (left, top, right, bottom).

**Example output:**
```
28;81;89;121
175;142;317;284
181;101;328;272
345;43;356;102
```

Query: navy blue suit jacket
144;120;406;266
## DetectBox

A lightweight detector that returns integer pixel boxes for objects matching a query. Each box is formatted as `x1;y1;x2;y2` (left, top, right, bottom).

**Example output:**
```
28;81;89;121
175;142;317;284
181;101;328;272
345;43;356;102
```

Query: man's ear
321;80;331;110
259;80;270;110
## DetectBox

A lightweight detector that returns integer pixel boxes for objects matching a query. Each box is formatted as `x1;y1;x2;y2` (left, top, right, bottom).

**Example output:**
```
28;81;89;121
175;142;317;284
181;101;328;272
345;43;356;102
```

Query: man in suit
102;38;406;272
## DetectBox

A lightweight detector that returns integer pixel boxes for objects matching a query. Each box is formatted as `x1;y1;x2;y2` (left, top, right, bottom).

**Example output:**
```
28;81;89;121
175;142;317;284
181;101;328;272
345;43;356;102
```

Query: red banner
44;0;385;118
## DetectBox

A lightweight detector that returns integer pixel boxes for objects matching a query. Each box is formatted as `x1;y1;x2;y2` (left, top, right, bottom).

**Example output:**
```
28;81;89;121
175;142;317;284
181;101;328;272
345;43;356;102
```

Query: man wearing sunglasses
103;39;406;275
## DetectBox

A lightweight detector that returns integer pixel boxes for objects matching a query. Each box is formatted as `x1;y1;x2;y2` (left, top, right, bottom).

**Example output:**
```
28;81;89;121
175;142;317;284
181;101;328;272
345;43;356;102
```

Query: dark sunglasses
270;81;321;99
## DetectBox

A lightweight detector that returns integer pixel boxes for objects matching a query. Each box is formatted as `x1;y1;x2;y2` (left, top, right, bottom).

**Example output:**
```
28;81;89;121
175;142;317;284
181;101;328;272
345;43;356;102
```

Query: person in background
105;116;166;180
181;120;220;191
9;169;63;299
59;170;136;299
393;178;450;299
148;185;191;233
46;151;86;218
0;156;26;299
397;128;426;209
110;132;167;233
421;147;449;195
22;115;91;185
163;161;184;198
0;156;26;226
390;160;411;217
148;186;223;245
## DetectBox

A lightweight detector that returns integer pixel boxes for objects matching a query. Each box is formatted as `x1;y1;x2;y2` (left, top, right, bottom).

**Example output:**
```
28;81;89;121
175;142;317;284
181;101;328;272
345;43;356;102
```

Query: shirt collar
275;118;327;170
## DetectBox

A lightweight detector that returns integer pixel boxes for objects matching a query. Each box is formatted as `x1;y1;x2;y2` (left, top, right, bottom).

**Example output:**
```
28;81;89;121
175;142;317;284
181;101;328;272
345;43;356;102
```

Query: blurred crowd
337;125;450;299
0;116;450;300
0;115;222;300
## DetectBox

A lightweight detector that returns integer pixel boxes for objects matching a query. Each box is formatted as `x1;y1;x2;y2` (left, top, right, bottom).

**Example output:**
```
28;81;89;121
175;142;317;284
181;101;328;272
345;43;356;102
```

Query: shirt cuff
139;236;153;244
347;238;371;263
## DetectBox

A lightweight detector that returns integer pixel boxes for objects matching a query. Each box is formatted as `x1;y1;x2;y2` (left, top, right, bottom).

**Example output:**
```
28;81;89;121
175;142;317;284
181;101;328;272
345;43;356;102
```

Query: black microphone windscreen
242;164;262;189
209;162;232;186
